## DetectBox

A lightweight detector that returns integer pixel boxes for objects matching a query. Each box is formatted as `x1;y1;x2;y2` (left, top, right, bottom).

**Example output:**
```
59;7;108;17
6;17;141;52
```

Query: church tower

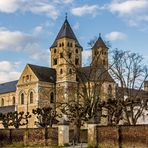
92;34;108;69
50;17;82;102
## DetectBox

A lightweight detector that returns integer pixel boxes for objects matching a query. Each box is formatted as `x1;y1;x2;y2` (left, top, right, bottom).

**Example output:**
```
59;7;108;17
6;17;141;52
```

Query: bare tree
109;49;148;125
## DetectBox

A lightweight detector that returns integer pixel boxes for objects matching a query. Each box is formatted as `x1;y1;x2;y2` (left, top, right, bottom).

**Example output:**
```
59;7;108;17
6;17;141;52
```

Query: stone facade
0;17;116;128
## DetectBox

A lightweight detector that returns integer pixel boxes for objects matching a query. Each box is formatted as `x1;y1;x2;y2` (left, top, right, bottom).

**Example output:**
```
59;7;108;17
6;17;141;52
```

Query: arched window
68;53;72;59
50;92;54;103
12;97;15;105
62;42;64;47
30;92;33;104
21;93;24;104
54;48;56;53
59;43;62;47
1;98;4;106
67;42;70;47
108;85;112;98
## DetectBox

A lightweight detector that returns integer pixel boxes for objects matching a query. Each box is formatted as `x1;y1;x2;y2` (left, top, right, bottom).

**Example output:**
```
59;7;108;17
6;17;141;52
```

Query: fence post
117;125;122;148
58;119;69;146
24;128;28;146
88;118;98;147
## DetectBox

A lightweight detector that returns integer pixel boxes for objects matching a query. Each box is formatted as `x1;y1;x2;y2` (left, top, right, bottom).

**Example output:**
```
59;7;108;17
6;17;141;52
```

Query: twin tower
50;17;108;84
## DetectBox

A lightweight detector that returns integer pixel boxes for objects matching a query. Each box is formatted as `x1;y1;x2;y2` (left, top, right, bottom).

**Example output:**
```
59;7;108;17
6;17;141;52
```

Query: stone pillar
87;117;98;147
58;120;69;146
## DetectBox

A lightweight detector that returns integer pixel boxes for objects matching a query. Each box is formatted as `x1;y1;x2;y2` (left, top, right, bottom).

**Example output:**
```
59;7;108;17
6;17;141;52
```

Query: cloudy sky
0;0;148;83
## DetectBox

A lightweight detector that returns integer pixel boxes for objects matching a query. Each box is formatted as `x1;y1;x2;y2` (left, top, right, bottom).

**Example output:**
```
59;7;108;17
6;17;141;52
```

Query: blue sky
0;0;148;83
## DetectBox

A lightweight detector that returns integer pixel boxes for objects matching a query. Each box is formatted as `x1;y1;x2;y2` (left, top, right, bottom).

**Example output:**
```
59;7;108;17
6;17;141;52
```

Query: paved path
65;143;87;148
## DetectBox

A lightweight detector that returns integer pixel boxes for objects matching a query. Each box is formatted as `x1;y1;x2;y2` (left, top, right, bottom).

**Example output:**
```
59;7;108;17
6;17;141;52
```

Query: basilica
1;17;147;128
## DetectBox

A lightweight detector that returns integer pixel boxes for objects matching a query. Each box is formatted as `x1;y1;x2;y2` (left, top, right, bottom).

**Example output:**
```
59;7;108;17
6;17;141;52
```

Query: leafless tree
109;49;148;125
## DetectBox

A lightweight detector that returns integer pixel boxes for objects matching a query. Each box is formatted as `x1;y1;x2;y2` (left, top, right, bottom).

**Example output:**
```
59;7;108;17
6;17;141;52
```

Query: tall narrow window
53;58;57;65
21;93;24;104
68;53;72;59
108;85;112;98
54;48;56;53
75;49;78;53
30;92;33;104
62;42;64;47
70;43;73;47
1;98;4;106
75;58;79;65
60;52;63;58
60;69;63;74
50;92;54;103
69;69;72;74
12;97;15;105
67;42;70;47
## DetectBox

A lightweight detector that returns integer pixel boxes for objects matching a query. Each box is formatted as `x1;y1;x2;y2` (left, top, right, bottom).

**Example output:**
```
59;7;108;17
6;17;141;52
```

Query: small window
75;49;78;53
75;58;79;65
21;93;24;105
103;60;106;65
108;85;112;98
1;98;4;106
67;42;70;47
50;92;54;103
60;69;63;74
68;53;72;59
60;53;63;58
53;58;57;65
30;92;33;104
62;42;64;47
26;75;29;82
12;97;15;105
69;69;72;74
95;51;98;55
70;43;73;47
54;48;56;53
59;43;62;47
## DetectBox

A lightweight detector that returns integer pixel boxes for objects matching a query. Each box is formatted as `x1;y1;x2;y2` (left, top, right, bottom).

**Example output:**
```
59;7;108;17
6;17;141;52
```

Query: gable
17;64;38;85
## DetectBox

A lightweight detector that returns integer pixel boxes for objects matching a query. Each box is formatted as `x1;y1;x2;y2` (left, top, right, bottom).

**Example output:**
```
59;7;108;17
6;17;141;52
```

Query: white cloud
0;0;20;13
109;0;148;15
0;27;35;51
108;0;148;26
0;0;59;20
33;26;44;34
0;61;21;83
82;50;91;66
73;22;80;30
71;5;98;17
105;31;127;41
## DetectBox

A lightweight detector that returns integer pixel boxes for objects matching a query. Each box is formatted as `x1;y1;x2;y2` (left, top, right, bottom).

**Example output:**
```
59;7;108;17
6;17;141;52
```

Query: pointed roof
50;18;82;48
92;34;108;49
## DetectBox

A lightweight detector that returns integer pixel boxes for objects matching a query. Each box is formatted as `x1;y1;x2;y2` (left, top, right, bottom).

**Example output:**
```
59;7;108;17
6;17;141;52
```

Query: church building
0;17;120;128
